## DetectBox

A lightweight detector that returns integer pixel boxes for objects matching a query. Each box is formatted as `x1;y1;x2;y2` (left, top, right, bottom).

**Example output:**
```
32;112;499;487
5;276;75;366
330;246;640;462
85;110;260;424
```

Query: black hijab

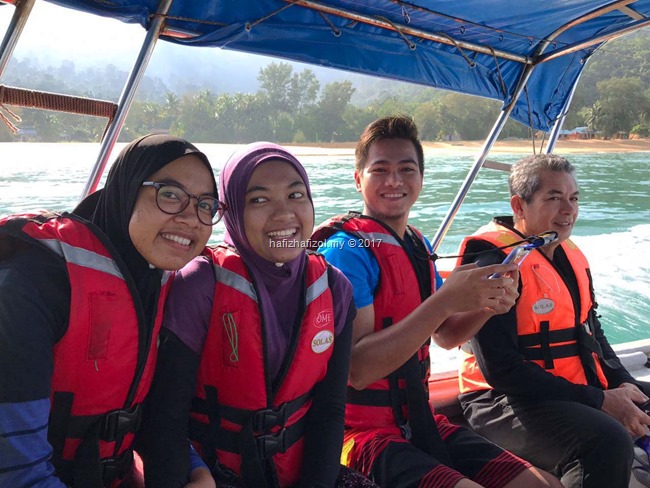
73;134;215;322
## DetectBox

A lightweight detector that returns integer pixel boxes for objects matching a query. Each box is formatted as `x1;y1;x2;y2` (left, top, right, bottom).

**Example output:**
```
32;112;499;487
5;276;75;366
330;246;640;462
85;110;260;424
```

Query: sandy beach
286;138;650;157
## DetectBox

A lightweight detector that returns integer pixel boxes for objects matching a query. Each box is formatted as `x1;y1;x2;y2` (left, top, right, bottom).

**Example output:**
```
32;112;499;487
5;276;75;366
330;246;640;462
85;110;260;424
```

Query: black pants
462;392;638;488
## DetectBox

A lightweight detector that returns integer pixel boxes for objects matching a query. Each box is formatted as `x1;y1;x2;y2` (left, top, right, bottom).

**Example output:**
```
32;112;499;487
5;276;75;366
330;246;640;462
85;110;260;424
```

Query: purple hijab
220;142;314;378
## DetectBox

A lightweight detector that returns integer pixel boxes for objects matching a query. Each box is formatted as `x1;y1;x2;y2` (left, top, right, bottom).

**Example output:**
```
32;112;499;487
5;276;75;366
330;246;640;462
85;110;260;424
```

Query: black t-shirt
0;241;70;402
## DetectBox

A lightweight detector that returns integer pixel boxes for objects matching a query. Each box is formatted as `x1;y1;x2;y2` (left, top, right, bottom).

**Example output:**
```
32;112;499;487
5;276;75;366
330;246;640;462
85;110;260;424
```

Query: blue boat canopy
44;0;650;130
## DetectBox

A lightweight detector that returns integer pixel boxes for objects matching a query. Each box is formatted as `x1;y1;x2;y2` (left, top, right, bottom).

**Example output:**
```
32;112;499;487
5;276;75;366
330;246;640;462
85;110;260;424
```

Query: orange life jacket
189;246;335;488
458;221;608;394
0;212;172;487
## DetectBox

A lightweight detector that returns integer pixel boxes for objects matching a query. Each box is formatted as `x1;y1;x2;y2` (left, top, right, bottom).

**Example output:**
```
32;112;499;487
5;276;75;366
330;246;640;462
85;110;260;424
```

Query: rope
245;1;298;31
436;31;475;67
377;15;416;50
0;86;22;133
0;106;20;133
524;85;537;154
489;47;508;97
318;11;341;37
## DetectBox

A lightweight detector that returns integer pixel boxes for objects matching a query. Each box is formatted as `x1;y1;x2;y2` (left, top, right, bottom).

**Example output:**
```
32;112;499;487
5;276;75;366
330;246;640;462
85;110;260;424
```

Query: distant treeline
1;30;649;143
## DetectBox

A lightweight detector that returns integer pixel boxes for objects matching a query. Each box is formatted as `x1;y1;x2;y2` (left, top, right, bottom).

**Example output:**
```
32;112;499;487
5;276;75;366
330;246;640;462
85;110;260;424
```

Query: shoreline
3;138;649;158
285;138;650;156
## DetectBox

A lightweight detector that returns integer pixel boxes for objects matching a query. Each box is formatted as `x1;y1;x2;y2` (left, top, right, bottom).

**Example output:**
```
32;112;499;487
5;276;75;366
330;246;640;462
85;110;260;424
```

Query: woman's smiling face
128;154;214;270
243;159;314;264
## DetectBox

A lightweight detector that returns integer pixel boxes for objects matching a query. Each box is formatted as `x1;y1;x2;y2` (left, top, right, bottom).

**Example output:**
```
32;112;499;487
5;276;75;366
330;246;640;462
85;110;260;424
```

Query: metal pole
430;66;537;252
428;3;603;252
80;0;174;199
546;66;586;154
429;109;511;252
0;0;35;79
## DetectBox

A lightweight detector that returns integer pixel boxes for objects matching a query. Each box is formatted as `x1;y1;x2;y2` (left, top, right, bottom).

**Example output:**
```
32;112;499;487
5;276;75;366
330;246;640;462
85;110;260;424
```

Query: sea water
1;142;648;369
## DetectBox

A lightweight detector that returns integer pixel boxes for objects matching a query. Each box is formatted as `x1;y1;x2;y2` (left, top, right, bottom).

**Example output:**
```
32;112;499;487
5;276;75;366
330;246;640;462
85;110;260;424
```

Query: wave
572;224;650;343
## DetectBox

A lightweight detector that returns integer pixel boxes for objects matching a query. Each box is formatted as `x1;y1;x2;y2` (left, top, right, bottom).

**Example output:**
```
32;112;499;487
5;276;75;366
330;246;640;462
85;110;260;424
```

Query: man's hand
487;267;519;315
437;263;518;315
601;383;650;438
185;467;216;488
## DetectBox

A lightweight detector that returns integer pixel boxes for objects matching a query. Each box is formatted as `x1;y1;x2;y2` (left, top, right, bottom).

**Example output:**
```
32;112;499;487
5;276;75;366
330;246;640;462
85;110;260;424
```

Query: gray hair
509;154;575;203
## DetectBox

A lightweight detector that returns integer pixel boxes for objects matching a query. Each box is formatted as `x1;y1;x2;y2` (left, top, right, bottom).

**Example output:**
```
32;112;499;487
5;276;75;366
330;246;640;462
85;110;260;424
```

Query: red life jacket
190;246;335;488
313;213;436;431
0;212;172;487
457;221;608;394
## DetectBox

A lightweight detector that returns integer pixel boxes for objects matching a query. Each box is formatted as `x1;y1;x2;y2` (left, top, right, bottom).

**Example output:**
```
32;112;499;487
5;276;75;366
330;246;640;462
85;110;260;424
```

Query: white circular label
533;298;555;315
311;330;334;354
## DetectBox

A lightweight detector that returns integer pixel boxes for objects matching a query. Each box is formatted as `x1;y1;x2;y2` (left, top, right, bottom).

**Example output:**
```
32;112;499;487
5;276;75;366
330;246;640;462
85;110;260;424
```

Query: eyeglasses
142;182;225;226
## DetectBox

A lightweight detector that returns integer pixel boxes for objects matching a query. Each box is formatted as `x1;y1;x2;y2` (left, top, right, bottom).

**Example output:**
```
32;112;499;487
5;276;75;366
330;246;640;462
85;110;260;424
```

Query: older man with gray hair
458;153;650;488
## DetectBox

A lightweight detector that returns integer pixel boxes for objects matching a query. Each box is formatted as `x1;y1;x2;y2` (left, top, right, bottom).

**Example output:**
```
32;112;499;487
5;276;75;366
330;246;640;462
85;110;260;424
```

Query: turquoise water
1;143;649;356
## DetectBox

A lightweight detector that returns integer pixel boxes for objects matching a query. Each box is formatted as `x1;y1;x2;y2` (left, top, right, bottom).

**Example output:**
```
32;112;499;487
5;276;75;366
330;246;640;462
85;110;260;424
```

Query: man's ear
354;170;362;193
511;194;525;219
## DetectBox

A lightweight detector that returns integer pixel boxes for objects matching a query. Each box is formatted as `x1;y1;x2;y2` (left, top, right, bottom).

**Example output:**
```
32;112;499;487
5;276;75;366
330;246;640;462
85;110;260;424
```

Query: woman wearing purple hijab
140;142;378;488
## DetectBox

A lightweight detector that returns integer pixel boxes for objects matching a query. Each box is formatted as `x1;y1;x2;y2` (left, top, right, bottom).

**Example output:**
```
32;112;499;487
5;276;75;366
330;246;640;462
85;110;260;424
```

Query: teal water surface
1;143;648;357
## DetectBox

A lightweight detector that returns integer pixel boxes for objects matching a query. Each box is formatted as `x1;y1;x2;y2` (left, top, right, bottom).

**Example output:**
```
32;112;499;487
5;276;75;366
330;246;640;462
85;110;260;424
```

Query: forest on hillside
1;30;649;143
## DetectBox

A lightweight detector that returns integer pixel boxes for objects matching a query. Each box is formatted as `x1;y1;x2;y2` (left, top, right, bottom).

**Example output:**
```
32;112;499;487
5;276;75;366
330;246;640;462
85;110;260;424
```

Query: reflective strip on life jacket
214;265;257;302
39;238;125;279
0;212;170;487
306;265;329;303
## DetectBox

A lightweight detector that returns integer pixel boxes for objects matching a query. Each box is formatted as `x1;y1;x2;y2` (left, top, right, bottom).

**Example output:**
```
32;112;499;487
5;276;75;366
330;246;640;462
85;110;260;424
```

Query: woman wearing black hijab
0;134;222;488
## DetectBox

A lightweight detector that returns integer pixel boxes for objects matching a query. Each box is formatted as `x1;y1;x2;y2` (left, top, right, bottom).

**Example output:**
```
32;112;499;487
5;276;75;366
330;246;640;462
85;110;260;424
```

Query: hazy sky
0;1;148;63
0;1;276;70
0;0;301;94
0;1;364;95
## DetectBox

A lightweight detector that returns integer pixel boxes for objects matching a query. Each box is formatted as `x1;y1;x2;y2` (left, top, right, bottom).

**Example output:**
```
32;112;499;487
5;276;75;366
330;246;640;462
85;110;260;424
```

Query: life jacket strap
189;388;312;485
192;390;311;427
56;403;143;442
98;448;134;486
518;326;579;347
205;414;307;458
520;343;581;362
56;448;134;488
100;404;143;442
250;393;309;433
518;323;605;369
49;392;141;486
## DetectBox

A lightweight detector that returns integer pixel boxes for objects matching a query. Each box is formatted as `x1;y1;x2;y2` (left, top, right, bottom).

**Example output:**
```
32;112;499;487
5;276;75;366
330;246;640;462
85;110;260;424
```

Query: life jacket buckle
255;427;288;459
101;404;142;442
251;403;288;433
399;421;412;440
99;447;133;485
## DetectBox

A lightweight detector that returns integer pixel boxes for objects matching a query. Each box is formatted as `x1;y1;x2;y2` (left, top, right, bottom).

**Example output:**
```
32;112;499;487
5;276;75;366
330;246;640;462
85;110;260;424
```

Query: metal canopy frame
0;0;35;78
1;0;649;248
288;0;650;68
427;2;643;250
80;0;174;198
